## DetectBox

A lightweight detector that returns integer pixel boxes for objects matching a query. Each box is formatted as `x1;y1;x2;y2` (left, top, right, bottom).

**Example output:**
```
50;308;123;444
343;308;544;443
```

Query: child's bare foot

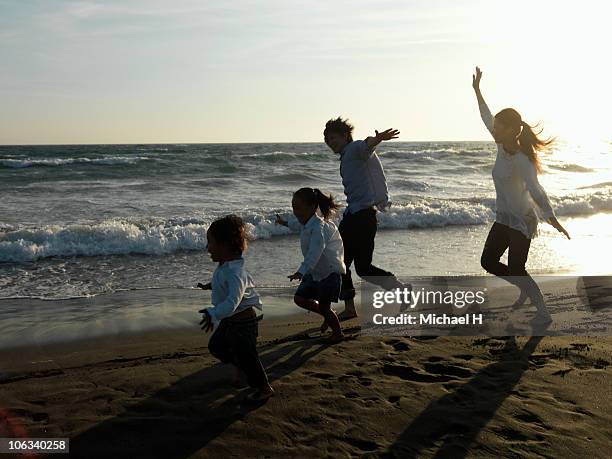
320;309;357;333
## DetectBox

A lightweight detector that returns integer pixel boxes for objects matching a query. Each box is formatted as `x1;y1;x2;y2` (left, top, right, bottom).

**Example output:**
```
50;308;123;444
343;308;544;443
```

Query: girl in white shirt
199;215;274;402
472;66;570;324
276;188;346;342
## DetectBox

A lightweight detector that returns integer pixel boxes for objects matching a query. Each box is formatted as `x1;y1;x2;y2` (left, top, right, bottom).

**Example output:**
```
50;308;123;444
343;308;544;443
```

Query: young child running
199;214;274;402
472;66;570;324
276;187;346;343
323;118;408;322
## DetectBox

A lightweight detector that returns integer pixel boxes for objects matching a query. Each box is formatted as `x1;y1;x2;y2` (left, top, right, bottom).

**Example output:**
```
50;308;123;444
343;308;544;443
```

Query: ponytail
518;121;554;174
496;108;555;175
313;188;340;219
294;187;340;220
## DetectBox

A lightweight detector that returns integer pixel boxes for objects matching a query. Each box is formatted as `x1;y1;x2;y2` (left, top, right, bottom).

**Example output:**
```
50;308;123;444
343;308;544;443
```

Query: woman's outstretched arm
517;155;571;239
473;66;494;135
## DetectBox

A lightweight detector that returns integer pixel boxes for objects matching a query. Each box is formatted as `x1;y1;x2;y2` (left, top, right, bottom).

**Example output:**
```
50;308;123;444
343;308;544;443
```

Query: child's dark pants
208;313;269;389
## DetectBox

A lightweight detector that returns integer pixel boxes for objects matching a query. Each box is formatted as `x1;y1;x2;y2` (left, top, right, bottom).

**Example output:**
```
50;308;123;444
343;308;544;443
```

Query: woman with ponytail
275;187;346;342
472;66;570;324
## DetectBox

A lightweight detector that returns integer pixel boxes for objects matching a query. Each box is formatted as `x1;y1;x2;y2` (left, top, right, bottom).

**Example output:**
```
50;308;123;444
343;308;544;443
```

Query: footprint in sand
423;362;473;379
552;368;573;377
382;364;457;383
383;339;410;352
573;406;594;417
306;371;335;380
541;394;595;419
453;354;475;361
529;350;609;370
493;426;546;443
570;343;591;351
514;411;549;430
346;370;364;377
8;408;49;424
338;436;379;453
528;354;553;367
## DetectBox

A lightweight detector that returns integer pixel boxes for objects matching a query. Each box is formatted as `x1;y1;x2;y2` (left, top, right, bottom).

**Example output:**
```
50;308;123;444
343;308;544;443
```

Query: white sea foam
2;190;609;263
0;219;208;262
0;156;153;168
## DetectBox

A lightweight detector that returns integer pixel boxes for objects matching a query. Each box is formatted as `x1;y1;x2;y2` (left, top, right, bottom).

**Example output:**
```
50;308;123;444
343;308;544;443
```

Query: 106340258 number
0;438;69;454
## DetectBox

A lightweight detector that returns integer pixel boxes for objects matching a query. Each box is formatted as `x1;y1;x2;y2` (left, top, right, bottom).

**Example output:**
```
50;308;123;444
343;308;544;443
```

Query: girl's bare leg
321;298;356;333
319;302;343;341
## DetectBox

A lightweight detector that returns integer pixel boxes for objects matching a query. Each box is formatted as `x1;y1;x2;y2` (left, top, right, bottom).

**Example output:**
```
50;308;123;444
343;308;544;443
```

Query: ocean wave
240;151;329;163
2;190;610;262
380;148;493;160
377;200;494;228
553;191;612;215
260;171;329;184
390;179;433;192
0;219;209;263
435;165;483;175
267;191;610;230
136;147;169;152
0;156;154;169
0;223;15;233
577;181;612;190
547;163;595;173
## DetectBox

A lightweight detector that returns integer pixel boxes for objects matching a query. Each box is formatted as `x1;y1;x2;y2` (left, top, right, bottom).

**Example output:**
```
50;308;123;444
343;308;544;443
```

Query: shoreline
1;273;610;351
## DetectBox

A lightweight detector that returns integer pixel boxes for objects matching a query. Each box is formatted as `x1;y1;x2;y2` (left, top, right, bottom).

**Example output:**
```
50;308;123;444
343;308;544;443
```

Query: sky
0;0;610;144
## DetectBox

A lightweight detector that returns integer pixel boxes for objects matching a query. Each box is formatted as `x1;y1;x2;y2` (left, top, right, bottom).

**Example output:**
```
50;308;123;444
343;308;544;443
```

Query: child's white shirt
205;257;262;329
298;214;346;281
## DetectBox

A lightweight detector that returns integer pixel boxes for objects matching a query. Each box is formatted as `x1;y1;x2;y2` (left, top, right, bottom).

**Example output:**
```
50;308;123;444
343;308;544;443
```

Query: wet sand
1;300;611;458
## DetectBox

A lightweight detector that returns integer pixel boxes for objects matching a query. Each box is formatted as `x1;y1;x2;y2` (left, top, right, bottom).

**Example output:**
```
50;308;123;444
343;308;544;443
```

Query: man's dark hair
324;117;354;142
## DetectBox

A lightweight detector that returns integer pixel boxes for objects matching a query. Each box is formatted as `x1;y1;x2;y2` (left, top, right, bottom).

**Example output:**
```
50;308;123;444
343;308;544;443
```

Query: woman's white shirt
479;100;555;238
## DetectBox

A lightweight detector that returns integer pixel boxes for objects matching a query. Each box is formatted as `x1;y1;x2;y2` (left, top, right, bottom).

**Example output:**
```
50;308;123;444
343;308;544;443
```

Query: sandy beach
2;1;611;458
1;288;610;458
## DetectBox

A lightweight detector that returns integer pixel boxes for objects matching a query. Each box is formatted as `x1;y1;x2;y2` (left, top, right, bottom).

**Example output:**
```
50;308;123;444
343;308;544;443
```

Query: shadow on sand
385;336;543;458
69;330;333;458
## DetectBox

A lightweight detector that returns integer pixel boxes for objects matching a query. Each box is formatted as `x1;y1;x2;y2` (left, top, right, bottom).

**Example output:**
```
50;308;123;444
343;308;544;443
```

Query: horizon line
0;139;495;147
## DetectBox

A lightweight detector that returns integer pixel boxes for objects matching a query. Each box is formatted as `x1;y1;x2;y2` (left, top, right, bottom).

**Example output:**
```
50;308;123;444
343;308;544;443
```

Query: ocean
1;141;611;346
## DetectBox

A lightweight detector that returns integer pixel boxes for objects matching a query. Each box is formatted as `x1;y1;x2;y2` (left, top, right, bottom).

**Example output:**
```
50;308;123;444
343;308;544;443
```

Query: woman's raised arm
473;66;494;136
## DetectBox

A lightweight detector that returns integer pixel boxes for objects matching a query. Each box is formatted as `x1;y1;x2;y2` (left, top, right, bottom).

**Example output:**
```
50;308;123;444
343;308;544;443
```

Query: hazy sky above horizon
1;0;610;144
